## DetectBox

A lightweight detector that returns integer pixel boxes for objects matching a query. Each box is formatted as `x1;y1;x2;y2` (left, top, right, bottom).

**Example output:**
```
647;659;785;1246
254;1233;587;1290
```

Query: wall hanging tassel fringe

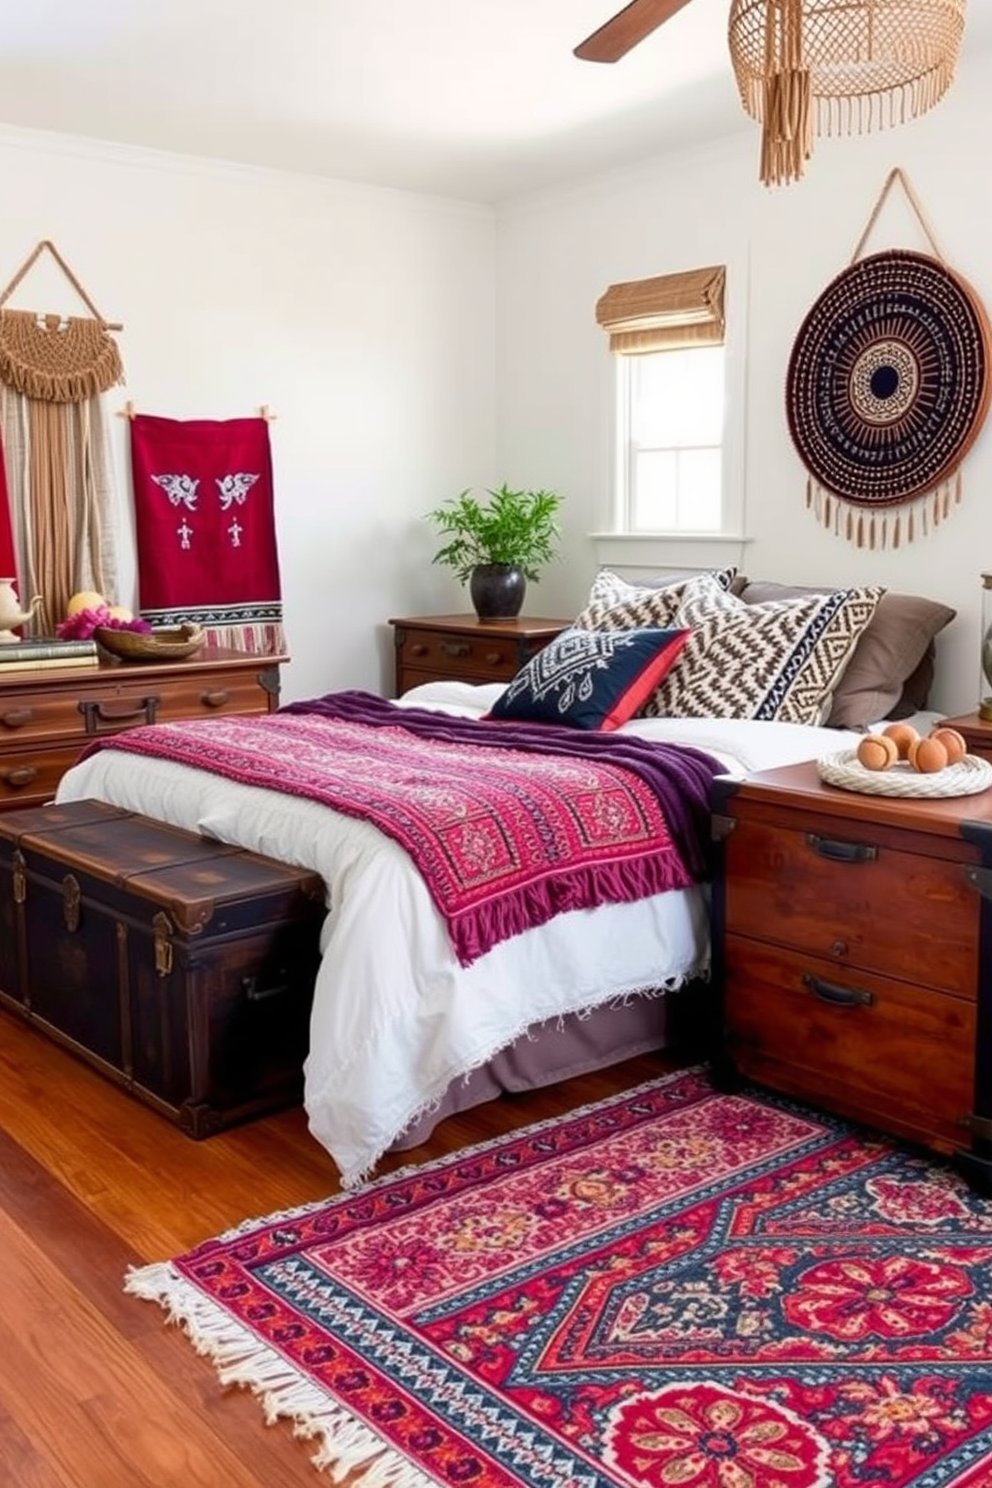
0;240;123;631
786;170;991;548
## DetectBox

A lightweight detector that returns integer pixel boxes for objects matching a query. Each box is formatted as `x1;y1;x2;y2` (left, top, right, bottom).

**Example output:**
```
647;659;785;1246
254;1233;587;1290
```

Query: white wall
495;41;992;716
0;126;496;702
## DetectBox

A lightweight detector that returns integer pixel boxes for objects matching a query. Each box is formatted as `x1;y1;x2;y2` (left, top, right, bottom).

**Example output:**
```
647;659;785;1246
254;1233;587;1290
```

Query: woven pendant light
728;0;966;186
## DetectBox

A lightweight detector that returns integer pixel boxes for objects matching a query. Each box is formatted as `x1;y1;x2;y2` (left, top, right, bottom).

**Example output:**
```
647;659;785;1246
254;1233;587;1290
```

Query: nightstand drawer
396;628;522;683
724;816;977;997
388;614;569;697
724;935;975;1150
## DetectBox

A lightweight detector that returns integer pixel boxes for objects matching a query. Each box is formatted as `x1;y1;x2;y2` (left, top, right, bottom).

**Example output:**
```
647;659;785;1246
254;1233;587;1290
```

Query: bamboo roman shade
595;265;726;354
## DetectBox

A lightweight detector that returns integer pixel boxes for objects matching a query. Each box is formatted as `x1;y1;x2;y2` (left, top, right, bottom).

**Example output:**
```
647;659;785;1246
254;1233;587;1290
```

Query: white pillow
648;572;886;726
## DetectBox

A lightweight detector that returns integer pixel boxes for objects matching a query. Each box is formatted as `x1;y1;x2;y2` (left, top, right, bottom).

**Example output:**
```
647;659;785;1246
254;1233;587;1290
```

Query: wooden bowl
94;623;206;662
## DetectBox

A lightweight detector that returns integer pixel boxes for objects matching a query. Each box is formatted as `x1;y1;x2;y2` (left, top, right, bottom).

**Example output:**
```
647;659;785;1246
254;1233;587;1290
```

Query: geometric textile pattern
488;625;690;731
126;1067;992;1488
654;572;885;725
88;691;723;965
786;250;992;507
572;565;737;634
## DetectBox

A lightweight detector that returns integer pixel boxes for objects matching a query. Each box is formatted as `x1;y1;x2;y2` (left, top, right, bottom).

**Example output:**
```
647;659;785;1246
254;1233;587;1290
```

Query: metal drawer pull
803;973;873;1008
2;765;37;788
201;689;230;708
243;975;291;1002
807;833;877;864
0;707;34;729
440;641;470;657
79;695;160;733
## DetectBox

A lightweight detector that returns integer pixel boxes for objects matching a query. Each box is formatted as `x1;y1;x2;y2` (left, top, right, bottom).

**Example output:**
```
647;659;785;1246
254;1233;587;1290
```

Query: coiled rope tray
817;749;992;799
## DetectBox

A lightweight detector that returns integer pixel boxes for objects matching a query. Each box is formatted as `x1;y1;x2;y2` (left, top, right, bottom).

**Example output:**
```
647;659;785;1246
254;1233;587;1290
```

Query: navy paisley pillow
487;626;690;731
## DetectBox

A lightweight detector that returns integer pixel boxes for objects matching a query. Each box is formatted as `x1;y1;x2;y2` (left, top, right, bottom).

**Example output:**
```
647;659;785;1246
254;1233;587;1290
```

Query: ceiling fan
574;0;696;63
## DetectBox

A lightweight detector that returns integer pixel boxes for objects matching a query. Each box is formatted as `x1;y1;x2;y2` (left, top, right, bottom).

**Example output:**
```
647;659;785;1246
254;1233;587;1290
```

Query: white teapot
0;578;44;642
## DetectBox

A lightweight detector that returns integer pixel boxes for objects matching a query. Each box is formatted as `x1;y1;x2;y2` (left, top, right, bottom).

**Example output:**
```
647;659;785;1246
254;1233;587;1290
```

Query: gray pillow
735;580;956;727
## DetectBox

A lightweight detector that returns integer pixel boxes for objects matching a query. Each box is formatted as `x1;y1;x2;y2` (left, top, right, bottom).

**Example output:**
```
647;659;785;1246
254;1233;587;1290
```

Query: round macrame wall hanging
786;247;992;548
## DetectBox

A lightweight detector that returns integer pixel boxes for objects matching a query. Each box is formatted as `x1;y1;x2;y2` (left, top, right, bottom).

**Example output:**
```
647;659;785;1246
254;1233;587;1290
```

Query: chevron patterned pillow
646;573;886;725
572;567;738;633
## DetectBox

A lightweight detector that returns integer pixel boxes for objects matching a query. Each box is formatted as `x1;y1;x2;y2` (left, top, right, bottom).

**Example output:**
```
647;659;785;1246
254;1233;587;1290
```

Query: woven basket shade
728;0;965;186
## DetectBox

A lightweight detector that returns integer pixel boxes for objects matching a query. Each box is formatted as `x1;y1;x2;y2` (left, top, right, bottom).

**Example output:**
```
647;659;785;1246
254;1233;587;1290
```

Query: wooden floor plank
0;997;686;1483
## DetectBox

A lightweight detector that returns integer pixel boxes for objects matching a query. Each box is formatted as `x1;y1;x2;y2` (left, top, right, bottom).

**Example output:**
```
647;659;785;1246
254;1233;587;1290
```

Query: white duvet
55;680;867;1187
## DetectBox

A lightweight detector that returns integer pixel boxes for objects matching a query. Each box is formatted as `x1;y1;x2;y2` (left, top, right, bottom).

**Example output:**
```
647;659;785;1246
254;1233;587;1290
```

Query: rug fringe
124;1263;436;1486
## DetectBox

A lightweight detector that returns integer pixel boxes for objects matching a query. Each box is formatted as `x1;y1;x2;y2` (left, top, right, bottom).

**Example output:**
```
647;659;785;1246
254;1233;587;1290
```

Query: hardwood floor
0;1008;690;1486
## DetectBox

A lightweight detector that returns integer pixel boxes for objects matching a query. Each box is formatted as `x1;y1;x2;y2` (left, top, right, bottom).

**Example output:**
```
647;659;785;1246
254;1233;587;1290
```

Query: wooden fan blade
574;0;695;63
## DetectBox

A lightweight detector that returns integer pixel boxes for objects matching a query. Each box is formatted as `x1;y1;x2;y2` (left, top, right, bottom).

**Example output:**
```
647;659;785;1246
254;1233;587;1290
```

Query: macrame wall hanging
0;239;124;632
785;168;992;549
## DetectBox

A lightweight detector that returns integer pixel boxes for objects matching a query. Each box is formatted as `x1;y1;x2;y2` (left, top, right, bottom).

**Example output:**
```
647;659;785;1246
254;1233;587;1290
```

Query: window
621;344;725;533
596;265;736;541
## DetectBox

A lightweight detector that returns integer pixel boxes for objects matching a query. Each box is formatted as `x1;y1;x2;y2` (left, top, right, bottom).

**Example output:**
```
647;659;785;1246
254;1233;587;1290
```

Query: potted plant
425;483;563;621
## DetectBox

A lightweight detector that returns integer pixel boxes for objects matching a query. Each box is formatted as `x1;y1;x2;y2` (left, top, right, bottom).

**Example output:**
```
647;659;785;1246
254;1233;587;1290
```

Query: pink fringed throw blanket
87;692;722;965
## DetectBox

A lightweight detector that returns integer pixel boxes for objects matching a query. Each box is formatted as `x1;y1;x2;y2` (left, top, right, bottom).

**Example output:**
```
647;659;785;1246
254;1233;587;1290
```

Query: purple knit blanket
86;691;724;965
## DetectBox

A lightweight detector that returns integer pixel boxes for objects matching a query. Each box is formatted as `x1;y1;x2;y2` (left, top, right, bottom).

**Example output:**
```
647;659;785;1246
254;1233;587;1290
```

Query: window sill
590;532;752;574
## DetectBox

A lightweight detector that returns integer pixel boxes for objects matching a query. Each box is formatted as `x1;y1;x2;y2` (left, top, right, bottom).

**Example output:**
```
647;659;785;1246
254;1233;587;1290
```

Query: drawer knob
807;833;877;864
485;651;503;665
0;707;33;729
410;644;429;658
830;939;848;959
2;765;37;788
201;689;230;708
802;973;873;1008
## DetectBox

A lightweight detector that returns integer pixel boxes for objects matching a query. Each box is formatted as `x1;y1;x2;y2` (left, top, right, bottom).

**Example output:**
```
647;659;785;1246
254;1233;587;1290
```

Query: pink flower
56;606;153;640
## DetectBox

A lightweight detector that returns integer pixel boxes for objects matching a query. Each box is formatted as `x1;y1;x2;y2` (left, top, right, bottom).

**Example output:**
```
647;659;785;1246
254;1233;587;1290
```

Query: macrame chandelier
728;0;966;186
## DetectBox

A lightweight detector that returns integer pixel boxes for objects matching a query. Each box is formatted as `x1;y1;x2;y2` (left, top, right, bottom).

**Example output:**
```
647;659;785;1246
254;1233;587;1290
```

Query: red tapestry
127;1068;992;1487
129;412;284;653
0;427;17;582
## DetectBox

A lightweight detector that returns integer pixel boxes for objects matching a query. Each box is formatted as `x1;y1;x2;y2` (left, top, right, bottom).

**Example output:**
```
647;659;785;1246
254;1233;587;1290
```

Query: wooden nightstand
940;712;992;764
711;761;992;1187
388;614;569;697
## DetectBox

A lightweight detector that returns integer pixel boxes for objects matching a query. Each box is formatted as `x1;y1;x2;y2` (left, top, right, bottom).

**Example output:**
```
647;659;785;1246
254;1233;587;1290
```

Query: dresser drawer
724;935;975;1151
396;627;523;683
0;745;78;809
0;670;271;745
724;816;977;997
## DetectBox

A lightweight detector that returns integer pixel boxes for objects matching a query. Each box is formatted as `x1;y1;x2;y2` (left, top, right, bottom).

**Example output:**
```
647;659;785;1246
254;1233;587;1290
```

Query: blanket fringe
124;1263;436;1486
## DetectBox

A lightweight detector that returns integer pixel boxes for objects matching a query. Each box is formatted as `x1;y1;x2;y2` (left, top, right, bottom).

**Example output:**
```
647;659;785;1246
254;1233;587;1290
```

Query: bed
53;567;955;1186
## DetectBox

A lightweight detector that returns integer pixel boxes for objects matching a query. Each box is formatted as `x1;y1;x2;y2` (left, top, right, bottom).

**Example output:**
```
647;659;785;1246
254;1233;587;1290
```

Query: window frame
591;255;749;575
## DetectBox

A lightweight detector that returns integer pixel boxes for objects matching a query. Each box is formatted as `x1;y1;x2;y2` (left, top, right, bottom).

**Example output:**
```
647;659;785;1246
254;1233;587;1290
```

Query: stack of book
0;637;101;674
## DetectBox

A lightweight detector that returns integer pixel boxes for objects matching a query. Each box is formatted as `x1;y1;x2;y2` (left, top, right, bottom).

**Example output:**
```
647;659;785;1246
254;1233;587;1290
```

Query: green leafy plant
425;484;563;585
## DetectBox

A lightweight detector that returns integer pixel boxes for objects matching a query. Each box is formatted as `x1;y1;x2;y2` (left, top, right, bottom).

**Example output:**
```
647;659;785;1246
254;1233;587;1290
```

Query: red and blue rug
127;1067;992;1486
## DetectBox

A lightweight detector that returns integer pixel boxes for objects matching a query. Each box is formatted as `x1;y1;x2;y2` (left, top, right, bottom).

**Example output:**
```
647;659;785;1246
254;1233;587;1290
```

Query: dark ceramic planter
470;564;527;621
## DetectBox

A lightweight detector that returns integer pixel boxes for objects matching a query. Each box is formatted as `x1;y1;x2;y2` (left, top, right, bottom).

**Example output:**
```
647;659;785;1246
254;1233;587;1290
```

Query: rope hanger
849;167;946;265
0;239;123;330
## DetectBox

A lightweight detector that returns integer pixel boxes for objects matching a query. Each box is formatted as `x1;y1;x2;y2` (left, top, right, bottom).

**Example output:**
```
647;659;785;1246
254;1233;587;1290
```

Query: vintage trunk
0;799;325;1136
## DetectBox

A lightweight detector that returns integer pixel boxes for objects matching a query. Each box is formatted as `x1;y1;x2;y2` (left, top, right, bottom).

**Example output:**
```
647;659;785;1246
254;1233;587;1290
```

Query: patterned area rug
127;1068;992;1486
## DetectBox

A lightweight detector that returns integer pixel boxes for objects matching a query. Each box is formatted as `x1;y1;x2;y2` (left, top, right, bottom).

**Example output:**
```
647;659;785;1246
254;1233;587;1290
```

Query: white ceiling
1;1;988;203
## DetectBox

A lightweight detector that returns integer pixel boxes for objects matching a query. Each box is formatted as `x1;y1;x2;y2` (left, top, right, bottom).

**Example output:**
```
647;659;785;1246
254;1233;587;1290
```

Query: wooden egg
930;726;967;765
908;735;948;774
857;734;898;771
882;722;920;760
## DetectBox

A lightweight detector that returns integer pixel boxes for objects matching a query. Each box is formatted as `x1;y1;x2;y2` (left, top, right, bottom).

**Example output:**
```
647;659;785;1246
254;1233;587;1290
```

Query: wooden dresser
388;613;568;696
711;761;992;1188
0;647;285;812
